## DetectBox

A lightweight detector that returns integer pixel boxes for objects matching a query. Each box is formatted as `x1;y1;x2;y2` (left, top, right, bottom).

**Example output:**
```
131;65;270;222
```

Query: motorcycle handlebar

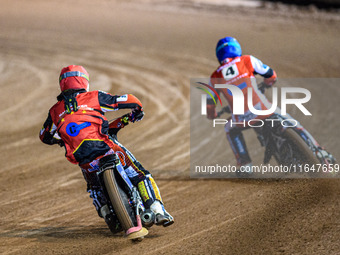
257;82;269;94
110;113;132;124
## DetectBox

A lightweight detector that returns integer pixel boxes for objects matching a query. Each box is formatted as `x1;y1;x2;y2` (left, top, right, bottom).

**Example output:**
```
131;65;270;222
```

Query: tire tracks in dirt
0;1;339;255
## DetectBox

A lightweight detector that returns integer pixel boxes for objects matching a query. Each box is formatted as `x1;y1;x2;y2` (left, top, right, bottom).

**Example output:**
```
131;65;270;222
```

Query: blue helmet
216;37;242;63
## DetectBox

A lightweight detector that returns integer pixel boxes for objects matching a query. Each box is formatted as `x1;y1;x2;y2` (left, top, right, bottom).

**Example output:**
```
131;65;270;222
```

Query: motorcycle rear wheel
281;128;320;166
103;169;136;232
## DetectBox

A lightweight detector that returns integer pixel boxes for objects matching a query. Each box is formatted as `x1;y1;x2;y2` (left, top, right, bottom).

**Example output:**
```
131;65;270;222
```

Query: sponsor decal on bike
116;151;126;167
88;159;100;172
87;149;115;172
124;166;139;178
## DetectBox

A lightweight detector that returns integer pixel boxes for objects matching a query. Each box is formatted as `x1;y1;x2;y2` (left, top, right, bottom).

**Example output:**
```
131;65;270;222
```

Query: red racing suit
40;90;162;211
207;55;277;166
208;55;277;122
40;91;142;165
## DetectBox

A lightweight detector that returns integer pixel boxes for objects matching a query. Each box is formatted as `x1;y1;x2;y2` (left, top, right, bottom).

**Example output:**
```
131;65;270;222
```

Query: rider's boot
150;200;174;227
137;175;174;227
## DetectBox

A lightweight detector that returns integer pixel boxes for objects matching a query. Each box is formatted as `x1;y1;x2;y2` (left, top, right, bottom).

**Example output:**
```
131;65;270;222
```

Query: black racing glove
130;107;144;123
258;82;271;94
57;139;65;147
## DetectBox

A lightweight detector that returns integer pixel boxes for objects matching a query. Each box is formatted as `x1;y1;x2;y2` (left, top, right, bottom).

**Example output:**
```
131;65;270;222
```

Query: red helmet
59;65;89;92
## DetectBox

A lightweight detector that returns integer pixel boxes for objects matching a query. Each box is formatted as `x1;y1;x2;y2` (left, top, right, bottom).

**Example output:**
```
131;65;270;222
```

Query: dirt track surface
1;1;340;254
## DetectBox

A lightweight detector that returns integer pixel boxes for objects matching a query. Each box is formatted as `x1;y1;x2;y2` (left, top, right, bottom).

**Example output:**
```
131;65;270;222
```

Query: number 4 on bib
222;64;239;80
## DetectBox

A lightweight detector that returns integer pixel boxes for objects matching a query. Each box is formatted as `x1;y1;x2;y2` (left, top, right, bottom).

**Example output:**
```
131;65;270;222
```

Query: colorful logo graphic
66;122;91;137
116;151;126;167
196;82;222;106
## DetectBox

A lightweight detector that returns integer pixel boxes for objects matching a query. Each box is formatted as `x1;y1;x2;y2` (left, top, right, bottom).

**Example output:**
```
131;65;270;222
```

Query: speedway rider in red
207;37;277;173
206;37;333;175
40;65;174;228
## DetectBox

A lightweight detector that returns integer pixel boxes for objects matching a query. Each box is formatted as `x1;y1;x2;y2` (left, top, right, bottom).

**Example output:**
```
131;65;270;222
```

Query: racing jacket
207;55;277;122
39;90;142;165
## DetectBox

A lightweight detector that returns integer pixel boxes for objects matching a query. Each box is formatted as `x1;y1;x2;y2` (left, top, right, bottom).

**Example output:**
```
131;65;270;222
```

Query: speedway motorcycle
217;83;337;177
96;114;155;241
